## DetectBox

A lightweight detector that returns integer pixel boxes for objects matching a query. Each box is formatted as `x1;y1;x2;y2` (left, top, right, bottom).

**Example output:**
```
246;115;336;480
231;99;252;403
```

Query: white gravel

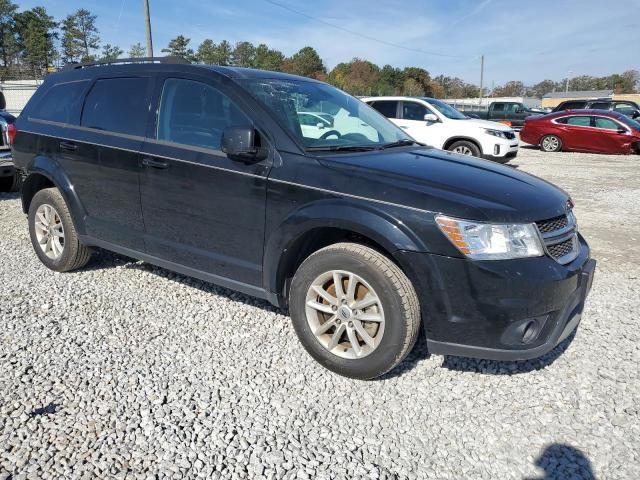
1;147;639;479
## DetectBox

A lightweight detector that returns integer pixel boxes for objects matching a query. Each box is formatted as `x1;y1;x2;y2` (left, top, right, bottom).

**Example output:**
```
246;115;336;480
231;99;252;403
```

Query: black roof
54;58;320;84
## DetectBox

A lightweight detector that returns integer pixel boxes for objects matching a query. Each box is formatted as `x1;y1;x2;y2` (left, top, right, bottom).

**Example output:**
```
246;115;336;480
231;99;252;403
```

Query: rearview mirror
424;113;438;123
221;126;267;162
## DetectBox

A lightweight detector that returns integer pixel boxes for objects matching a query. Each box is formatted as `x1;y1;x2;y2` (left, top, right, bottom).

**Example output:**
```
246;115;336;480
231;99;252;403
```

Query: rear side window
81;77;150;136
157;78;250;150
369;101;398;118
566;116;592;127
614;103;636;115
402;102;428;121
491;103;505;112
559;101;586;110
33;80;89;124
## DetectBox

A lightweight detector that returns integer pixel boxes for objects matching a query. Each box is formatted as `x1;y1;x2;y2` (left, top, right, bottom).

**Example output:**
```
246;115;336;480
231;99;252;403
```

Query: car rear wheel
540;135;562;152
448;140;481;158
289;243;420;380
28;187;92;272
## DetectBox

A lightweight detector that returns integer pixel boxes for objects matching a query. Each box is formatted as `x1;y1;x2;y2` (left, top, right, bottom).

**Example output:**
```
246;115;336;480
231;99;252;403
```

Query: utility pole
479;54;484;105
143;0;154;57
565;70;573;93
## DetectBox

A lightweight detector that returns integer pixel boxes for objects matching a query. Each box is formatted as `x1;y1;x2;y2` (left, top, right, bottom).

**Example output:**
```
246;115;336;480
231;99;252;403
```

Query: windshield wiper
377;139;421;150
305;145;379;152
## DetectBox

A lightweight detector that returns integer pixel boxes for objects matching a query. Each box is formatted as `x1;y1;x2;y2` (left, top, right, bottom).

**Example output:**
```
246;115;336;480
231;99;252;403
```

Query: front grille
535;212;579;264
536;215;568;234
547;237;575;259
504;131;516;140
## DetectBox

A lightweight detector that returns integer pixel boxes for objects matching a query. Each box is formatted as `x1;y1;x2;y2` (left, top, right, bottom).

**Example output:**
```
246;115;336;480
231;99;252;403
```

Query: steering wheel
319;130;342;140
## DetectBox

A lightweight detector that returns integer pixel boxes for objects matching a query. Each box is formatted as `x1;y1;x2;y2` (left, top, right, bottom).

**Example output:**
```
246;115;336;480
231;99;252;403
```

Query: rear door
76;76;152;250
139;74;270;288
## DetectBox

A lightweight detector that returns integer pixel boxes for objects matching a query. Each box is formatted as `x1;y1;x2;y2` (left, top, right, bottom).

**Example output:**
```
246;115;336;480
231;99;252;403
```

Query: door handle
141;157;170;169
59;141;78;151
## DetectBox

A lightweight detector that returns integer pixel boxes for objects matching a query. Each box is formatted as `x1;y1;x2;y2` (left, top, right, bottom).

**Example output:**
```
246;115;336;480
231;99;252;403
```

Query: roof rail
62;56;189;71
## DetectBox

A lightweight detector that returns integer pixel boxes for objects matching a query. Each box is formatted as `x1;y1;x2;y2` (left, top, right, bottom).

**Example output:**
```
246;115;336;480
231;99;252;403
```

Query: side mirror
424;113;438;123
221;126;267;162
632;110;640;119
515;107;524;114
317;122;326;130
617;127;628;134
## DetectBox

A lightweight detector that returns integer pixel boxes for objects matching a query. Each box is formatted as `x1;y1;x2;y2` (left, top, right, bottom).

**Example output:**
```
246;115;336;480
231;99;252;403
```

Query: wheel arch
442;136;483;154
263;200;427;307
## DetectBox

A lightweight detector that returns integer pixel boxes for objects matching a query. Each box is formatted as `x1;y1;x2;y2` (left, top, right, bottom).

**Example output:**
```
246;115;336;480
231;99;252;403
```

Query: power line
263;0;475;60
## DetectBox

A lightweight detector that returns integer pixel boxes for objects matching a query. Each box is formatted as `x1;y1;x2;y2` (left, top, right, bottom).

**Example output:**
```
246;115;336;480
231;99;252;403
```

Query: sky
16;0;640;86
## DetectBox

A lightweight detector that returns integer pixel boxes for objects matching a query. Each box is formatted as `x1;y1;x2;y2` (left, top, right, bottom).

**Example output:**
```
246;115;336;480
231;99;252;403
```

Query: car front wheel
448;140;481;157
289;243;420;380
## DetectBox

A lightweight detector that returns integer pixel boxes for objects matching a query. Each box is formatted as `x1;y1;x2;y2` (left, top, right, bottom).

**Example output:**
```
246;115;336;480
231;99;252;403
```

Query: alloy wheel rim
542;136;559;151
453;145;473;155
34;204;65;260
305;270;385;359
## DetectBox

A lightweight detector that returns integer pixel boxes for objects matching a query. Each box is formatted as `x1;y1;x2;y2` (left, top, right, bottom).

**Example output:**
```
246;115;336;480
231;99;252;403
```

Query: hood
317;147;570;223
459;117;514;131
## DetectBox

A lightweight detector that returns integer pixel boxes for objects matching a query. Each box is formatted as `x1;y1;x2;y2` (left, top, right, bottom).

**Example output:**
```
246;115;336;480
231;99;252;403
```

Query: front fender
22;155;87;235
263;198;429;296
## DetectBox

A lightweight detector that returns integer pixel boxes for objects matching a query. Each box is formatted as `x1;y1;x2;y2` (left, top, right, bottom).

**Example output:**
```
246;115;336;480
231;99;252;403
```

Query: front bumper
0;150;14;178
396;234;595;361
480;136;519;162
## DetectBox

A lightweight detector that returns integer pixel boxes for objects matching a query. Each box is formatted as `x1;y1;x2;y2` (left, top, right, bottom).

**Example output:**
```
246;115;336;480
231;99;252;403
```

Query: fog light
522;319;541;344
494;144;500;155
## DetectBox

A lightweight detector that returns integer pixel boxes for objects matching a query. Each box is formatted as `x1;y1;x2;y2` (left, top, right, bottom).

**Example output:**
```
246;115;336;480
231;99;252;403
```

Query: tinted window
157;78;250;150
81;77;150;136
566;116;591;127
555;117;568;124
594;117;621;130
34;80;89;124
589;102;610;110
492;103;505;112
559;101;586;110
370;101;398;118
402;102;428;120
614;103;636;115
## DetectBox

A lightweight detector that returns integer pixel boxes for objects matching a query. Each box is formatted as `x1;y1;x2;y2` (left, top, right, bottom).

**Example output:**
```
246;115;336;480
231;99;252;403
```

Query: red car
520;109;640;154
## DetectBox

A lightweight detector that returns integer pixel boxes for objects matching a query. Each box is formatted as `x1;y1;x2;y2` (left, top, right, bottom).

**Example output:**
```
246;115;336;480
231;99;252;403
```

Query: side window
594;117;621;130
81;77;150;136
555;117;568;124
369;101;398;118
562;101;586;110
33;80;89;124
589;102;610;110
402;102;428;121
566;116;592;127
492;103;505;112
298;113;317;126
614;103;635;116
157;78;250;150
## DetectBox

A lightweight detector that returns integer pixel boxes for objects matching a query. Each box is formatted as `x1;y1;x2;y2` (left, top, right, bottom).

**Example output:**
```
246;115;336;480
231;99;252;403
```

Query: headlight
484;128;508;138
435;215;544;260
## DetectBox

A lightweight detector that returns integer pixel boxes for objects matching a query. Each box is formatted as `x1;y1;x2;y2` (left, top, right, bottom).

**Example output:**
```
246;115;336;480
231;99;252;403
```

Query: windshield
618;114;640;130
426;99;468;120
238;78;411;149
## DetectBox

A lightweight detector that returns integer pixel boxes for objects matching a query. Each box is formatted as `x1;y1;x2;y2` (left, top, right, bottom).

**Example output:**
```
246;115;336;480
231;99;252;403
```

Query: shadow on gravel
525;443;596;480
440;331;576;375
0;191;20;200
378;333;431;380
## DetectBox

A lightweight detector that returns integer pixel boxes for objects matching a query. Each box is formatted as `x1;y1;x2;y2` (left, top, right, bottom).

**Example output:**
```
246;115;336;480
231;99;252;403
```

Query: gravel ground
1;147;639;480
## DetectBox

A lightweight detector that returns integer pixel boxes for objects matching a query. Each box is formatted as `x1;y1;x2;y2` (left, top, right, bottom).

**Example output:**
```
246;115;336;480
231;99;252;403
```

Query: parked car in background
297;111;334;138
13;59;595;379
0;110;18;192
362;96;518;163
552;98;640;119
453;101;541;129
520;109;640;154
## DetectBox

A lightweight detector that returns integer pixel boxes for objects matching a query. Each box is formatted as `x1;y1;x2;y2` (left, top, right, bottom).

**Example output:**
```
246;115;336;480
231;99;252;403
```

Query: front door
139;76;270;288
591;116;630;153
395;101;447;148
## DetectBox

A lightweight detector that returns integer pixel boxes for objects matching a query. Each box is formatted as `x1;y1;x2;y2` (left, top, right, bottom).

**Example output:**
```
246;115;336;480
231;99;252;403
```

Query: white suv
362;96;519;163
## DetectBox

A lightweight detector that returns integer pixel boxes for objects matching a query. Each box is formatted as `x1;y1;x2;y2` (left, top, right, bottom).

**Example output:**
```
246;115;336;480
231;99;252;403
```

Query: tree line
1;2;638;98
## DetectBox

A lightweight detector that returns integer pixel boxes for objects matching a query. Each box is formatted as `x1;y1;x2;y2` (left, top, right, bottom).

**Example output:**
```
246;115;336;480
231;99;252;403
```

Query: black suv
13;58;596;379
553;98;640;118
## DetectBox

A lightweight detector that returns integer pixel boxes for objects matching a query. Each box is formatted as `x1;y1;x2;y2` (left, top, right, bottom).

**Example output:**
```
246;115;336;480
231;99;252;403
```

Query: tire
448;140;481;158
540;134;562;152
289;243;420;380
28;187;92;272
